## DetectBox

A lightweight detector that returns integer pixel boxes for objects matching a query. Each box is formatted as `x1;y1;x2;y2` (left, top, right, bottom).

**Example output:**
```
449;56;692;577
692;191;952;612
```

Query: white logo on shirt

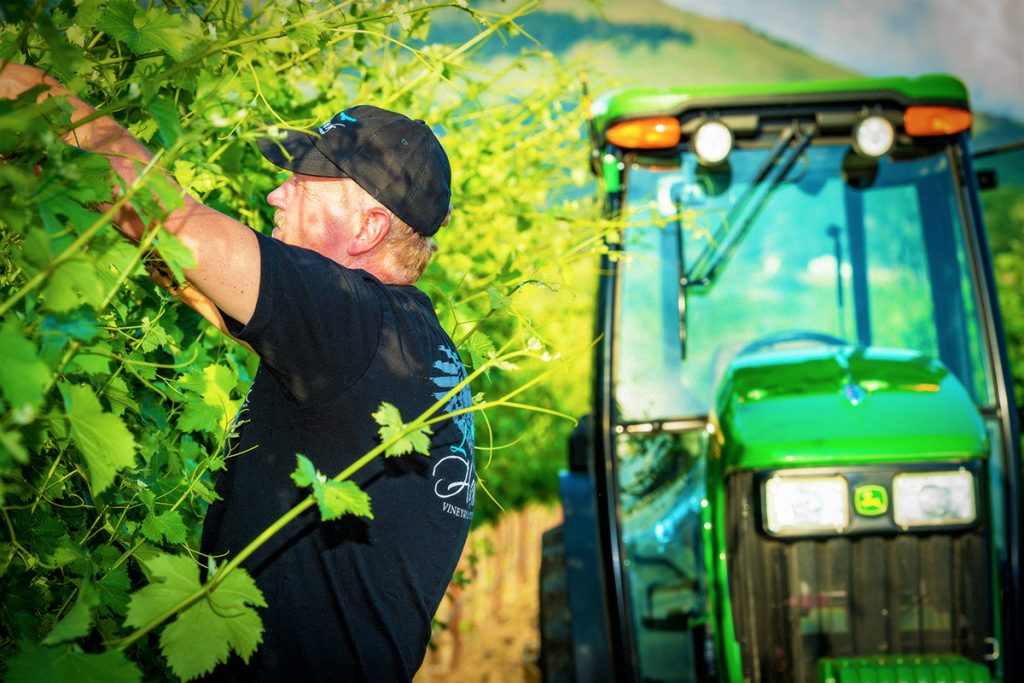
429;345;475;516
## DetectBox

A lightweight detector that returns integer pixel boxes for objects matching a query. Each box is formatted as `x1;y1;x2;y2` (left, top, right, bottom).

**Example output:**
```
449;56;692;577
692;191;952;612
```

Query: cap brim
257;129;350;178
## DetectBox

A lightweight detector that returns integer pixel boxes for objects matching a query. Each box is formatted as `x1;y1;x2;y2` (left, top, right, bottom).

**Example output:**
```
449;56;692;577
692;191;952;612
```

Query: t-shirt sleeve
220;231;383;403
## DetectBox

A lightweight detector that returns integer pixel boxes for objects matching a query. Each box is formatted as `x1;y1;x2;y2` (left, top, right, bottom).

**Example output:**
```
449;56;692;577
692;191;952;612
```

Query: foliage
0;0;600;679
981;179;1024;403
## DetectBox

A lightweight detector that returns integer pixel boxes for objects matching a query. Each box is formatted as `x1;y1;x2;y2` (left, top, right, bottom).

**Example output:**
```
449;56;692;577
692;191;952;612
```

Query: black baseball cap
257;105;452;236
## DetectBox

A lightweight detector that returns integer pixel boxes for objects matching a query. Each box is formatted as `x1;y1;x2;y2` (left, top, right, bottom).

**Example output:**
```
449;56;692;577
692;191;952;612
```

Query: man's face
266;173;359;257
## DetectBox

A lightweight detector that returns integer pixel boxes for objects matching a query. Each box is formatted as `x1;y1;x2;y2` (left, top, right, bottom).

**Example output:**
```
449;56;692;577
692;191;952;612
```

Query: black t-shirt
200;231;475;682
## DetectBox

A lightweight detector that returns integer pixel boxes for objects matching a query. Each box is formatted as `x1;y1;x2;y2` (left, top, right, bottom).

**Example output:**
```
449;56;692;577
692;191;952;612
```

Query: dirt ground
415;504;562;683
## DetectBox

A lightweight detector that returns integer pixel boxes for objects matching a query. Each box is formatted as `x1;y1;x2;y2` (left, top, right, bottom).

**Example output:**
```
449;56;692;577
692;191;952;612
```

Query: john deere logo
854;484;888;516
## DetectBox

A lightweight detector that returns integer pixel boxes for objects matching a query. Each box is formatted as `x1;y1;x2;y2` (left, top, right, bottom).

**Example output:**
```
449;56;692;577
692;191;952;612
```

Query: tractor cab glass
615;134;995;423
611;128;999;682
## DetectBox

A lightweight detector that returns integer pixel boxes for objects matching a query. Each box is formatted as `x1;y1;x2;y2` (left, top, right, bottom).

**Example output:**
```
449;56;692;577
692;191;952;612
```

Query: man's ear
348;207;391;256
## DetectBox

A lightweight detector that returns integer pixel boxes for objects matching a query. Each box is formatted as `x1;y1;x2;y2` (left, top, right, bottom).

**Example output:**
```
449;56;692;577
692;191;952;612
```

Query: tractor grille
726;471;992;683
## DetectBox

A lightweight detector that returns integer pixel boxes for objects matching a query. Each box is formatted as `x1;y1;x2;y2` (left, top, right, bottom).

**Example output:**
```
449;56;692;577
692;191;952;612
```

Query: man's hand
0;59;263;328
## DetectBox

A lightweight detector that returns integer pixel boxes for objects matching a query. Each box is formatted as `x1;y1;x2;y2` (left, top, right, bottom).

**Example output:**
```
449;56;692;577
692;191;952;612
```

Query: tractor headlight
693;121;733;166
764;475;849;535
893;470;976;527
853;115;895;157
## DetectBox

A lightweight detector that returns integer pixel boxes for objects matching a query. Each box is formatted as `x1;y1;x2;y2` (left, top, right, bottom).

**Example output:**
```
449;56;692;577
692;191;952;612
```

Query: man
1;62;475;681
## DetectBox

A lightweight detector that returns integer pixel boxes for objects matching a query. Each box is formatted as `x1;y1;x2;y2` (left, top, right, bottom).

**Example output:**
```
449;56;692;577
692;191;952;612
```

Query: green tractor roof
591;73;970;145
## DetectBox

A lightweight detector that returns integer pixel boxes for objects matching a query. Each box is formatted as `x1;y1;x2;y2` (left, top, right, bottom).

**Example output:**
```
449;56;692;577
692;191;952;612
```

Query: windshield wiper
684;123;817;285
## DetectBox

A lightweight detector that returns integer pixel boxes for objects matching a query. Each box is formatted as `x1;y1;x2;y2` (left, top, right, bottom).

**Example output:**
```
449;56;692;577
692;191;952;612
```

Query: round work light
853;115;895;158
693;121;733;165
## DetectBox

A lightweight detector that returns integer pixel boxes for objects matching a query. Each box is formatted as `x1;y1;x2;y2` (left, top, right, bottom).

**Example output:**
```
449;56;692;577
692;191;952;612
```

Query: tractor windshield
614;136;996;422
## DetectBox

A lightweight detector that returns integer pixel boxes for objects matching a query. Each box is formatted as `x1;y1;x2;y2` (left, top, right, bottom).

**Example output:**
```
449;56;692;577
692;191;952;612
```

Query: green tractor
539;75;1022;683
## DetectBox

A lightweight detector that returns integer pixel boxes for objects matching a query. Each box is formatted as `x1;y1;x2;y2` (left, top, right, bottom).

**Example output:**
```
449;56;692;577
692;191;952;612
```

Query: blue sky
665;0;1024;121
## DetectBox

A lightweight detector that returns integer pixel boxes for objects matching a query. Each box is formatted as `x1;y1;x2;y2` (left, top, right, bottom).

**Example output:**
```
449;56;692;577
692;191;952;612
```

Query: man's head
258;105;452;237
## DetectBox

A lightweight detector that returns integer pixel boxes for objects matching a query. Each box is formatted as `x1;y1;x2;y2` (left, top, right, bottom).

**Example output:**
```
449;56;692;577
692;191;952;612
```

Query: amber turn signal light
903;106;972;136
606;117;682;149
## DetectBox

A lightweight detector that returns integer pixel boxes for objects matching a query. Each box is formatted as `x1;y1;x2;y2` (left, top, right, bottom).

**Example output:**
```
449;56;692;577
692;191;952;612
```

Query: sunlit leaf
141;509;188;545
176;364;239;434
289;453;320;489
125;553;265;680
63;384;137;494
96;0;193;61
466;331;496;370
373;402;432;457
41;256;107;312
317;480;373;521
291;454;374;521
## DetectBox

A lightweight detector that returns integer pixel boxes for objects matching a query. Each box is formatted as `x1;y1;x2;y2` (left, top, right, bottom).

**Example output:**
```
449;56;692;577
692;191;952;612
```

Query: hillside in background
425;0;1023;522
432;0;1022;147
434;0;858;90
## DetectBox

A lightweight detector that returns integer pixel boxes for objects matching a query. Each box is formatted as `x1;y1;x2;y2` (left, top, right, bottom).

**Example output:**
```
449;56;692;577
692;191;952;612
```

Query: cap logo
317;110;357;135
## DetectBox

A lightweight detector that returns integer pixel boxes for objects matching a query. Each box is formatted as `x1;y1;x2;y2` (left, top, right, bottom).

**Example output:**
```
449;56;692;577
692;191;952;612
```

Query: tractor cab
541;75;1022;683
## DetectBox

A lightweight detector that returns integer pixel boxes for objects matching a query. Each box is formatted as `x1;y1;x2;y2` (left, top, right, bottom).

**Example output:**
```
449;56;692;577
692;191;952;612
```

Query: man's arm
0;61;261;326
145;257;256;354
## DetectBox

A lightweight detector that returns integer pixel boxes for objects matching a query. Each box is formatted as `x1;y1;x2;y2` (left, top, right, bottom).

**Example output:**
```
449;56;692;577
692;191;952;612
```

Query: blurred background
415;1;1024;680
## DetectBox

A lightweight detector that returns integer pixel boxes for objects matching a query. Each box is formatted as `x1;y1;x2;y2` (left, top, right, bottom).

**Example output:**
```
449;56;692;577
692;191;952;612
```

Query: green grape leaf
373;402;432;457
132;169;184;227
20;226;53;269
148;97;184;148
4;641;142;683
126;553;266;680
152;229;195;285
64;150;114;205
41;256;107;312
140;509;188;545
138;315;174;353
103;376;137;417
0;319;51;410
487;286;511;311
291;455;373;521
465;331;495;370
68;345;112;377
63;384;137;494
290;453;320;488
36;191;104;235
95;565;132;616
285;20;327;48
43;582;98;645
40;310;101;342
49;535;86;568
176;399;223;435
0;430;30;466
177;364;239;434
96;0;192;61
317;480;373;521
161;568;266;679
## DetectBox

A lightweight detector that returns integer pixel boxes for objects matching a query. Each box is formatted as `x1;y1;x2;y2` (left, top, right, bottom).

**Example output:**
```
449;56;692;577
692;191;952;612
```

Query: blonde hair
346;186;439;283
382;216;438;283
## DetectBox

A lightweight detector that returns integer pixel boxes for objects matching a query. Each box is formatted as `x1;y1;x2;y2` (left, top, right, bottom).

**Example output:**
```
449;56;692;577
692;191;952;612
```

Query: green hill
431;0;1020;143
432;0;859;91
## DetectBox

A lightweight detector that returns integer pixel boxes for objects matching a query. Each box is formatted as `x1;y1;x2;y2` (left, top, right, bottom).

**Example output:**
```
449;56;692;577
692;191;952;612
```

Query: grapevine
0;0;599;679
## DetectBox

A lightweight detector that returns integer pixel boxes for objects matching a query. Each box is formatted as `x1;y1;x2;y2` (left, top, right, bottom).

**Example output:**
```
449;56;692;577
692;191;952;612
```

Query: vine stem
0;151;167;318
112;338;583;651
385;0;542;106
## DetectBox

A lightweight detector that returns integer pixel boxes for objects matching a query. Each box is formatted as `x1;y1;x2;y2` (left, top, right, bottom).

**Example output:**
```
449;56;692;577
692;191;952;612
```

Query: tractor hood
713;346;988;471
